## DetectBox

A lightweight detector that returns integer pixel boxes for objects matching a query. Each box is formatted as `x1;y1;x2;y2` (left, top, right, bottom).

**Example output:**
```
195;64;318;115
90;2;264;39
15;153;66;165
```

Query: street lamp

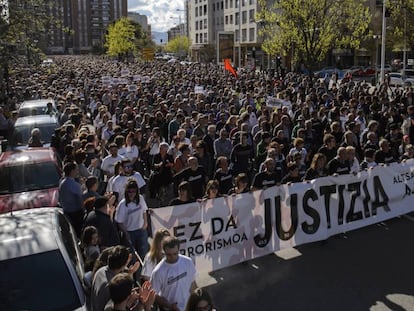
373;34;381;85
380;0;386;84
176;8;186;37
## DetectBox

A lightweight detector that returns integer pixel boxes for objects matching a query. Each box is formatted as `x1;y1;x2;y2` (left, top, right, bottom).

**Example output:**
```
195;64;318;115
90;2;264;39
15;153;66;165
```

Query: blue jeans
128;228;149;262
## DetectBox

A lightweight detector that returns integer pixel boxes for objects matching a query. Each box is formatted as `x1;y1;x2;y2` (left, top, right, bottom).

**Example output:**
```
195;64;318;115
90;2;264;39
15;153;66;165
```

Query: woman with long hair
115;179;149;262
203;180;220;200
303;153;327;181
185;288;215;311
141;228;171;281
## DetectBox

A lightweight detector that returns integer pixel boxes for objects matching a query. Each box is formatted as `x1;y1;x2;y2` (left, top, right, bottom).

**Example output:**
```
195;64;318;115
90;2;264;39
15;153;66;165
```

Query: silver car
0;208;88;310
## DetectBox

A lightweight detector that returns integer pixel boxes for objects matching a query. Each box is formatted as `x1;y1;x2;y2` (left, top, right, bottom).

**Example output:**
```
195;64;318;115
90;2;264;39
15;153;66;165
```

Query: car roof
19;99;56;108
0;208;61;260
0;147;58;166
14;114;59;126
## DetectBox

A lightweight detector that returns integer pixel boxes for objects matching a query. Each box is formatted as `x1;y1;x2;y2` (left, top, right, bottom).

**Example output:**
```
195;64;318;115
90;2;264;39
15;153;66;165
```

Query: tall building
46;0;127;54
128;11;150;34
187;0;264;65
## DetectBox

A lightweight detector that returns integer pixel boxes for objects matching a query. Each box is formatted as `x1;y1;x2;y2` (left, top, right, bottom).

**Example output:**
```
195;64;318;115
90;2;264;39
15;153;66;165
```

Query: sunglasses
127;189;137;193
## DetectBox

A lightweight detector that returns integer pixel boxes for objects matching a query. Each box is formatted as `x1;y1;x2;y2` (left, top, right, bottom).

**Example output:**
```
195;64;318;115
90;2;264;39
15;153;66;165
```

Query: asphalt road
196;214;414;311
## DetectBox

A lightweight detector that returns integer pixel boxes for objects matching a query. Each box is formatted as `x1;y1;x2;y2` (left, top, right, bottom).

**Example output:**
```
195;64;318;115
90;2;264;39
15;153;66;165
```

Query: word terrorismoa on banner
150;160;414;274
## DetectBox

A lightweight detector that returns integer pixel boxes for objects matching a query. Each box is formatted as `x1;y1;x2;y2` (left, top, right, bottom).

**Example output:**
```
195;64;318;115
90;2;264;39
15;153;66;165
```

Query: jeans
128;228;149;262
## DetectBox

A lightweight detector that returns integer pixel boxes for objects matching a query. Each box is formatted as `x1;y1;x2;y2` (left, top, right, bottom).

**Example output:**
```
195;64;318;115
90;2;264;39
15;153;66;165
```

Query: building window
196;33;199;43
249;9;255;22
195;7;198;17
242;11;247;24
249;0;254;4
204;33;208;43
235;29;240;42
221;1;224;9
242;28;247;42
204;4;207;15
235;12;239;25
249;27;255;41
235;0;239;8
230;0;233;8
204;19;207;29
225;0;228;9
225;15;228;24
230;14;233;24
242;0;246;6
195;21;198;30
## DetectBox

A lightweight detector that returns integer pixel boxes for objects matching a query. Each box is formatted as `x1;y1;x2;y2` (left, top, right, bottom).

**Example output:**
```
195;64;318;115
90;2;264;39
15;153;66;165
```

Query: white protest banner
194;86;205;94
133;75;142;82
101;76;112;85
266;96;291;109
150;160;414;274
120;69;130;77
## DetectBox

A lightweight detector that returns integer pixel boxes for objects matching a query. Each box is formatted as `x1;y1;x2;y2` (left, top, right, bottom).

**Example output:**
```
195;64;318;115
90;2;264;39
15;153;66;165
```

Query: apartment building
187;0;264;65
46;0;127;54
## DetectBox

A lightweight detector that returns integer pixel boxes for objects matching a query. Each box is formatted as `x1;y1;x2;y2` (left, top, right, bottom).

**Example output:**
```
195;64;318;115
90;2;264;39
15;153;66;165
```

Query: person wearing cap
84;194;119;250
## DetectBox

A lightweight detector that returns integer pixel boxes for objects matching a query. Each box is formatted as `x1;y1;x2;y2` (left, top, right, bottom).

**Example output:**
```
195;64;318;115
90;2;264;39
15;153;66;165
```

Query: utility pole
380;0;386;84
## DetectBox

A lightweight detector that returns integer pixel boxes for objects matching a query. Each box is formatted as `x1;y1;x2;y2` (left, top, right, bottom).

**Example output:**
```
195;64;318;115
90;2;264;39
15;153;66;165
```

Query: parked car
400;69;414;80
18;99;57;117
0;208;88;310
388;72;404;87
0;148;61;214
10;114;59;147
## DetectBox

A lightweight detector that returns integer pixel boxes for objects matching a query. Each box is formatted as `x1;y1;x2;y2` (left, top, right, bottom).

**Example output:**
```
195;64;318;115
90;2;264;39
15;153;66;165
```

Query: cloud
128;0;184;32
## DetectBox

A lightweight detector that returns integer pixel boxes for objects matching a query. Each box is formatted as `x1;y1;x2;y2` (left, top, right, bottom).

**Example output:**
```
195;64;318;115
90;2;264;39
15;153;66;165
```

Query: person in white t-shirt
150;236;196;311
101;143;124;179
115;179;149;262
141;228;171;282
111;159;146;201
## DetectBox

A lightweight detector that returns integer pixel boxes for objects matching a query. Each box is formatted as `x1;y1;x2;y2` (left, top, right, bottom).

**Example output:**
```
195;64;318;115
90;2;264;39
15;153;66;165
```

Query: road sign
142;48;154;61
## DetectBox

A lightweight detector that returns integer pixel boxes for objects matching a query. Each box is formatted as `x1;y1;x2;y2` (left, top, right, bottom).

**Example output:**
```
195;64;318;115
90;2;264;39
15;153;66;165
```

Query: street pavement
196;214;414;311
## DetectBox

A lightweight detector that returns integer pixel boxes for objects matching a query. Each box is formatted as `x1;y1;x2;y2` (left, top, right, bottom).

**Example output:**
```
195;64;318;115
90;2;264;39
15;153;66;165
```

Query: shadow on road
204;216;414;311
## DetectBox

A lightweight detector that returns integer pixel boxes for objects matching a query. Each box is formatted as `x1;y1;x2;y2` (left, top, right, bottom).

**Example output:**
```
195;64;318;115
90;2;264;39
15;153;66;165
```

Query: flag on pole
224;58;237;78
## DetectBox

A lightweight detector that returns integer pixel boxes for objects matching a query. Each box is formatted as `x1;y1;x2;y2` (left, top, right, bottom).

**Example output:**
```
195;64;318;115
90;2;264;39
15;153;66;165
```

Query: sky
128;0;185;33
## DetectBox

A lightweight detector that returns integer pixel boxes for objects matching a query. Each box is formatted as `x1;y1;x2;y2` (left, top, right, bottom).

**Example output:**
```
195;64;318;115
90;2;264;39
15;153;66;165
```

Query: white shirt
111;172;146;201
101;154;124;177
150;255;196;311
141;252;159;279
115;195;148;231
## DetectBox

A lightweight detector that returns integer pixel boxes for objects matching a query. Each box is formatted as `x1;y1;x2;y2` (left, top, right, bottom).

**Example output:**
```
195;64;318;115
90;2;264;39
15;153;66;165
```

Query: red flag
224;59;237;78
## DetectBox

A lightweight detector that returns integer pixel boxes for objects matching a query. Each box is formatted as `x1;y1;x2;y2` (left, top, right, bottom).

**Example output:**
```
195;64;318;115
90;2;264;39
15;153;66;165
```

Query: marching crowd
2;55;414;310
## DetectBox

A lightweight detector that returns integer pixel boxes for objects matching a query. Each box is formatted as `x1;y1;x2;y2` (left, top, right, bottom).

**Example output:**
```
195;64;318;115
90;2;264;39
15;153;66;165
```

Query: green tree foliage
164;36;190;57
105;17;136;58
0;0;56;64
257;0;371;68
388;0;414;53
129;20;155;49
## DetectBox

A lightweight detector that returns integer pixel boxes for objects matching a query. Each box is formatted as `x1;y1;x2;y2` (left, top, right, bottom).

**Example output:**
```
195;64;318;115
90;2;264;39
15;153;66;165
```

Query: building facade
46;0;127;54
187;0;264;65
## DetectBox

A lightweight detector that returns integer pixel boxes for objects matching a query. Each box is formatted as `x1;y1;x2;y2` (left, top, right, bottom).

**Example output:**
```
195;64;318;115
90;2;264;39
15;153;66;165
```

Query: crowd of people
2;54;414;310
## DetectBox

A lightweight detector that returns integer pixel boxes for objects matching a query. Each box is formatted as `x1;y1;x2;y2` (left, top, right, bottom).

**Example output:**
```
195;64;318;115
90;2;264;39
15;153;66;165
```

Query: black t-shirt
374;150;396;164
169;197;196;206
214;169;234;195
252;171;279;190
327;158;350;175
84;210;120;247
174;166;207;199
318;145;337;163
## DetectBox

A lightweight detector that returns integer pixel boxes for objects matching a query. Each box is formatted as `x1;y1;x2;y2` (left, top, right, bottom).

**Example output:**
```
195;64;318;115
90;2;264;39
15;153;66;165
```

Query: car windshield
0;250;82;311
18;106;53;117
12;123;56;145
0;162;60;193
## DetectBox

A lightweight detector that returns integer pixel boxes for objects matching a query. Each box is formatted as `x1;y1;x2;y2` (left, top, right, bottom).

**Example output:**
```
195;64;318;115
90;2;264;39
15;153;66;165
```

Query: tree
164;36;190;58
105;17;136;59
257;0;371;69
388;0;414;56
